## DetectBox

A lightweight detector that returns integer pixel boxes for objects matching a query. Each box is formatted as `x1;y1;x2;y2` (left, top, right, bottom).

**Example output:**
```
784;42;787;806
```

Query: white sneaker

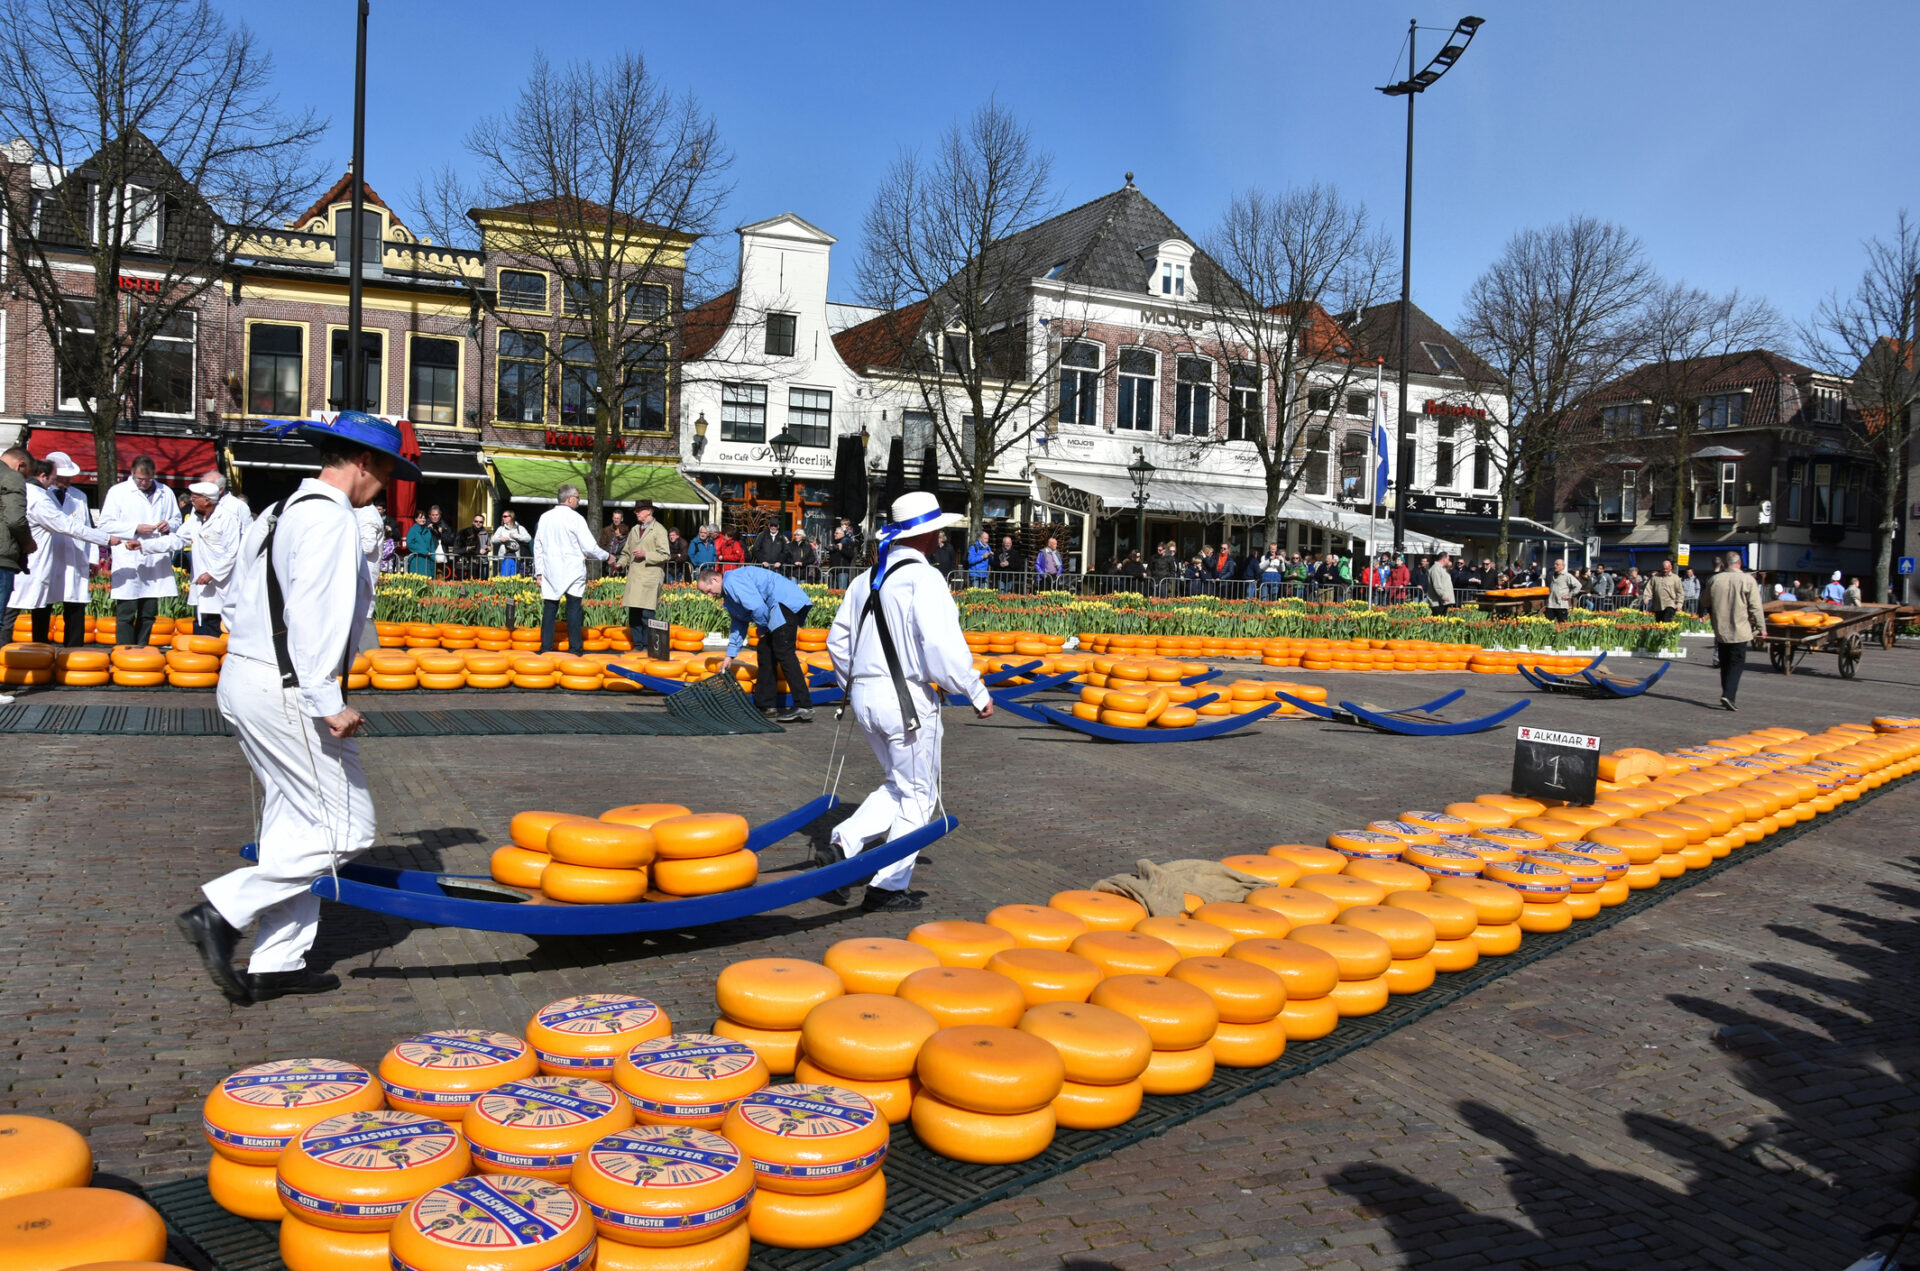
0;693;14;706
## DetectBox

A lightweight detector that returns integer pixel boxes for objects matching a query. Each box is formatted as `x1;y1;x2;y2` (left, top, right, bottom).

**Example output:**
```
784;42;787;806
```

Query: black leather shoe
248;968;341;1000
861;887;926;913
812;842;851;906
176;902;249;1002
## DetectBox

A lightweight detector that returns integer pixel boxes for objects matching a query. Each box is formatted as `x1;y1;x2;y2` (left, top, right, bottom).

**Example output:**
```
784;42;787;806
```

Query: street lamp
1379;14;1483;555
1127;448;1155;559
769;427;799;535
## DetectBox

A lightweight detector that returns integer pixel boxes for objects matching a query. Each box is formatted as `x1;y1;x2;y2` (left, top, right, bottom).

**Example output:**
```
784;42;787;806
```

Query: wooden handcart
1754;602;1901;679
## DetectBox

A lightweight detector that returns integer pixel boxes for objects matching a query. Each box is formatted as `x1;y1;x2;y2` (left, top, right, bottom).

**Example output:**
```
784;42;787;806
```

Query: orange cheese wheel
1400;842;1486;878
379;1031;537;1120
208;1154;288;1220
542;862;648;904
821;938;940;994
1327;975;1391;1017
1383;952;1438;995
1167;957;1284;1024
1429;935;1480;972
916;1025;1066;1114
718;1084;888;1194
984;948;1104;1006
417;671;466;690
1475;826;1551;851
714;959;843;1031
705;1020;802;1075
1131;915;1235;959
1276;995;1341;1040
512;674;556;689
1296;874;1387;909
1046;889;1147;930
527;995;671;1077
1610;817;1689;853
790;1060;916;1124
491;846;549;889
1139;1044;1215;1095
651;850;757;896
389;1174;595;1271
279;1215;389;1271
1471;922;1524;955
1443;801;1513;828
1561;842;1630;881
509;811;592;851
908;919;1019;968
799;995;939;1081
1188;901;1292;940
111;669;165;686
1265;844;1348;874
1226;938;1339;1000
1512;816;1588;841
1399;809;1475;835
651;814;750;860
107;646;163;670
1430;876;1525;925
1243;886;1340;927
1014;1002;1153;1085
600;802;694;829
1438;833;1517;864
1365;820;1441;845
1066;929;1180;977
0;1115;92;1199
1335;905;1437;959
547;820;656;869
1342;858;1432;893
1565;890;1606;918
203;1059;384;1165
1209;1017;1287;1068
894;966;1027;1028
277;1110;470;1231
1518;900;1574;932
1325;829;1408;860
983;904;1088;951
1285;924;1393;980
570;1126;754;1248
1483;859;1571;902
746;1169;887;1248
1087;974;1220;1050
1052;1077;1145;1129
463;1076;632;1178
1382;890;1479;942
1520;849;1608;891
910;1092;1055;1164
0;1188;167;1267
1476;793;1545;816
1218;855;1303;886
1582;824;1666;864
615;1035;769;1129
166;649;220;673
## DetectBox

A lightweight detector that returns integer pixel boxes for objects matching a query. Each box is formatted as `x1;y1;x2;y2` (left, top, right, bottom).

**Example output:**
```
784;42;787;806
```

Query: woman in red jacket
714;530;747;573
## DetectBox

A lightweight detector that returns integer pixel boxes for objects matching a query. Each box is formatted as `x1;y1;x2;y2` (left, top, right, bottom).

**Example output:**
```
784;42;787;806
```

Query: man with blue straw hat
177;410;418;1003
823;491;990;912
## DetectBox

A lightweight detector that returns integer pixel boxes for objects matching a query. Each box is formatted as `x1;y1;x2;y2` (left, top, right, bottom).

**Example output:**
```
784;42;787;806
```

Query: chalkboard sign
1511;725;1600;805
646;619;672;661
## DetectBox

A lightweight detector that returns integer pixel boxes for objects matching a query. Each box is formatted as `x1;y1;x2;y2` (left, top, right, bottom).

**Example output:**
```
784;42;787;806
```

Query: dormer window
1147;239;1195;301
1161;261;1185;297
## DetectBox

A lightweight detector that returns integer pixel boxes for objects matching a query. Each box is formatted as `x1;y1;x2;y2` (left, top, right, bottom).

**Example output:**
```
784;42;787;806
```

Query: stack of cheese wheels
1188;899;1293;942
984;902;1091;951
570;1125;755;1271
1382;889;1482;972
1132;914;1236;960
1265;843;1348;876
912;1026;1065;1162
1067;928;1181;978
722;1084;890;1248
378;1029;539;1120
712;958;845;1074
1046;888;1148;932
1484;859;1573;933
0;1187;168;1268
1563;840;1632;907
1226;938;1341;1039
542;818;655;904
601;802;693;829
908;919;1018;967
795;994;939;1124
109;644;165;686
276;1109;471;1271
616;1034;769;1129
822;936;941;994
491;810;594;891
0;1114;92;1201
526;994;672;1076
1326;829;1409;862
1284;924;1393;1018
1087;974;1219;1095
202;1058;385;1221
651;813;757;897
895;965;1029;1028
984;945;1105;1007
1432;876;1526;956
1017;1001;1152;1129
1521;849;1611;919
389;1174;596;1271
462;1075;633;1179
1582;823;1667;891
1335;905;1439;995
1169;957;1287;1068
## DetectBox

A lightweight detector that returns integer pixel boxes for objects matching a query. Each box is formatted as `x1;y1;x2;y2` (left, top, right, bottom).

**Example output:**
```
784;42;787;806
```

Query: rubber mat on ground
139;771;1912;1271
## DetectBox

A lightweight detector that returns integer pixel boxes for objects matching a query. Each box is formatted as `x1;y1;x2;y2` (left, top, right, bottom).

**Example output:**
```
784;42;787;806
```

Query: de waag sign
1511;725;1600;806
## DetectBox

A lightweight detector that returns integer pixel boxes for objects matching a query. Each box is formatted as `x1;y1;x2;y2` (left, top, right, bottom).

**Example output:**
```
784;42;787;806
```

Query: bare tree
417;51;729;533
0;0;321;479
1802;210;1919;602
1199;185;1397;551
1456;216;1654;563
854;100;1086;533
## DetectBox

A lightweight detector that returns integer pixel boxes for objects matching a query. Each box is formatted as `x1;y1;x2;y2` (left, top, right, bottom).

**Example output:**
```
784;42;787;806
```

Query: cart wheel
1839;648;1859;679
1769;644;1788;673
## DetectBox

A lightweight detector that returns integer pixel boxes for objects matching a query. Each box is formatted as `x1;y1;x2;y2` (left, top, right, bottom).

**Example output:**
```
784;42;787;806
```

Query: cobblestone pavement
3;649;1917;1269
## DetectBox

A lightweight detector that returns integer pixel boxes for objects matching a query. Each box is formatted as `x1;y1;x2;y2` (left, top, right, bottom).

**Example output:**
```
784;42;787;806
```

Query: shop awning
414;450;489;481
229;436;320;472
492;455;711;509
29;427;214;482
1401;510;1579;545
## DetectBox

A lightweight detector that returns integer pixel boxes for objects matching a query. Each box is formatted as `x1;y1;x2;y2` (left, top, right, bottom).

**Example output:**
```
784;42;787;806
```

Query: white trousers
202;656;375;972
831;679;943;892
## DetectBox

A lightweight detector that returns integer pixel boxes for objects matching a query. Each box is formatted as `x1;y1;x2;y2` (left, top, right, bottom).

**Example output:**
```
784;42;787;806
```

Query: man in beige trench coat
615;499;671;652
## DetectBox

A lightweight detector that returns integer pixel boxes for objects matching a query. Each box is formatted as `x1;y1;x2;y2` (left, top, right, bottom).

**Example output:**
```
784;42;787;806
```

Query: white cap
188;480;220;497
1832;571;1843;581
45;451;80;477
881;490;967;536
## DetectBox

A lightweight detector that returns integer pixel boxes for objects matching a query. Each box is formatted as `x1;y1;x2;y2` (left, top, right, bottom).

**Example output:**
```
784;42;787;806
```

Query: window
1811;462;1835;525
248;323;303;416
563;279;607;318
1174;357;1211;436
124;185;161;249
787;387;831;447
625;282;670;321
1160;261;1186;297
498;270;547;312
57;299;96;408
1845;468;1865;525
1698;393;1745;430
1115;348;1156;431
1694;462;1736;521
138;308;195;416
1307;387;1333;414
328;329;382;412
496;331;545;423
903;409;934;452
1347;392;1371;418
622;347;667;432
1471;421;1491;489
333;208;382;268
1434;420;1456;487
1600;404;1644;437
1783;459;1804;522
1303;429;1330;496
1057;341;1100;427
720;382;766;443
940;332;969;375
764;312;796;357
1651;470;1674;519
408;337;460;425
559;337;596;429
1421;342;1461;375
1339;431;1369;500
1811;386;1844;425
1600;469;1636;523
1227;363;1260;441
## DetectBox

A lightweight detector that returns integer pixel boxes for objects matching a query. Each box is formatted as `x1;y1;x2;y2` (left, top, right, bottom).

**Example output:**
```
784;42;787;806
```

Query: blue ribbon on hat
872;506;948;590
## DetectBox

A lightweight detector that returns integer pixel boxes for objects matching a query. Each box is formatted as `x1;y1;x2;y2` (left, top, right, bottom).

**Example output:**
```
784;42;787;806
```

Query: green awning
490;455;711;509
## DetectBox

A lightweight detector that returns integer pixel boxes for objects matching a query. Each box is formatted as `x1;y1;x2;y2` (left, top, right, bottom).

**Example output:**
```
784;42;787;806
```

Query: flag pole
1368;356;1384;605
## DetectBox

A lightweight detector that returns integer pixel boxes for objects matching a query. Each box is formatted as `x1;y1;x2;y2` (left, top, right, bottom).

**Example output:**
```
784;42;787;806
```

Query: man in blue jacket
966;530;992;586
687;524;719;569
697;563;815;722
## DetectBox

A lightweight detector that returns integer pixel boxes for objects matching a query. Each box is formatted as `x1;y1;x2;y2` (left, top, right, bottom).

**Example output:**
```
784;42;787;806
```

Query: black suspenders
855;559;925;733
263;493;348;691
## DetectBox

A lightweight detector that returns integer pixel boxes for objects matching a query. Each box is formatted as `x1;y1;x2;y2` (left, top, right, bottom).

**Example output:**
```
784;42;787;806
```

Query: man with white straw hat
5;451;110;646
823;491;989;912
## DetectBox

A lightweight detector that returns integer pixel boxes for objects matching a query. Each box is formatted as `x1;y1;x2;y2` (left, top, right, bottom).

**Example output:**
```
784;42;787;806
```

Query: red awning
28;429;215;484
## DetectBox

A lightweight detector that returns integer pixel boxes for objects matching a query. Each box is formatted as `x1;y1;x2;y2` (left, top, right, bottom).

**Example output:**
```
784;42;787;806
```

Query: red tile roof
831;300;930;375
291;171;398;231
679;288;738;362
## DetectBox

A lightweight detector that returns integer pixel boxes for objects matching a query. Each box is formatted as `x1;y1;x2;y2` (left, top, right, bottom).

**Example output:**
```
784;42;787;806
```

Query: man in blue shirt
1821;571;1846;603
697;563;815;722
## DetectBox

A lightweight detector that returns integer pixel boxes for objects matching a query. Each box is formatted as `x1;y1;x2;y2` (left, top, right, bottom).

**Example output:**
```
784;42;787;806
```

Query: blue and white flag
1371;388;1393;506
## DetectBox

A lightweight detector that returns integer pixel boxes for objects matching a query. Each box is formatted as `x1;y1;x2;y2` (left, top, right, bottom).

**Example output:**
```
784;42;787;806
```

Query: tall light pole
769;428;799;536
1379;14;1483;554
1128;448;1155;561
345;0;369;411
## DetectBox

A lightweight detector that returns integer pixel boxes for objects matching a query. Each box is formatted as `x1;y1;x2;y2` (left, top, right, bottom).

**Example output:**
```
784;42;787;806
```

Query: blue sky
227;0;1916;340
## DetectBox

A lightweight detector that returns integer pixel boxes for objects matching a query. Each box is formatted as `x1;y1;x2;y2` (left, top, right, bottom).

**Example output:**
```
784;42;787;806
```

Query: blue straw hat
265;410;421;481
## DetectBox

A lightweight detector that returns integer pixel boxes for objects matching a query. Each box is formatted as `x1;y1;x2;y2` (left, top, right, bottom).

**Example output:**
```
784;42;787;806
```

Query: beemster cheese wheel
463;1076;633;1178
746;1169;887;1248
1519;850;1608;891
1187;901;1292;941
651;813;750;860
1365;820;1442;845
276;1110;470;1231
379;1030;538;1119
821;938;940;994
0;1114;91;1199
1139;1044;1215;1094
1209;1017;1287;1068
1132;915;1235;959
1242;886;1340;927
0;1188;168;1267
1015;1002;1153;1085
388;1174;595;1271
570;1126;753;1248
1326;829;1409;860
593;1223;749;1271
1401;842;1487;878
1047;889;1148;930
790;1059;916;1124
208;1153;287;1220
601;803;693;830
1225;938;1338;999
1483;859;1571;902
510;811;592;851
714;959;844;1031
547;821;656;869
616;1035;769;1129
542;862;648;904
1398;809;1474;834
650;851;756;896
1438;833;1517;863
799;994;939;1081
528;995;671;1076
983;948;1104;1006
1066;930;1181;977
1285;924;1394;980
203;1058;384;1165
915;1026;1066;1115
278;1214;388;1271
1086;974;1220;1050
907;920;1019;968
718;1084;888;1195
1052;1077;1145;1130
492;846;550;889
983;903;1088;950
909;1092;1055;1164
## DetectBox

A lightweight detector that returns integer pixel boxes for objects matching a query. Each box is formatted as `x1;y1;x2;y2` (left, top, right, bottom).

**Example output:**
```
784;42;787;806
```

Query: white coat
190;496;252;614
532;503;608;600
98;477;182;599
7;483;109;609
